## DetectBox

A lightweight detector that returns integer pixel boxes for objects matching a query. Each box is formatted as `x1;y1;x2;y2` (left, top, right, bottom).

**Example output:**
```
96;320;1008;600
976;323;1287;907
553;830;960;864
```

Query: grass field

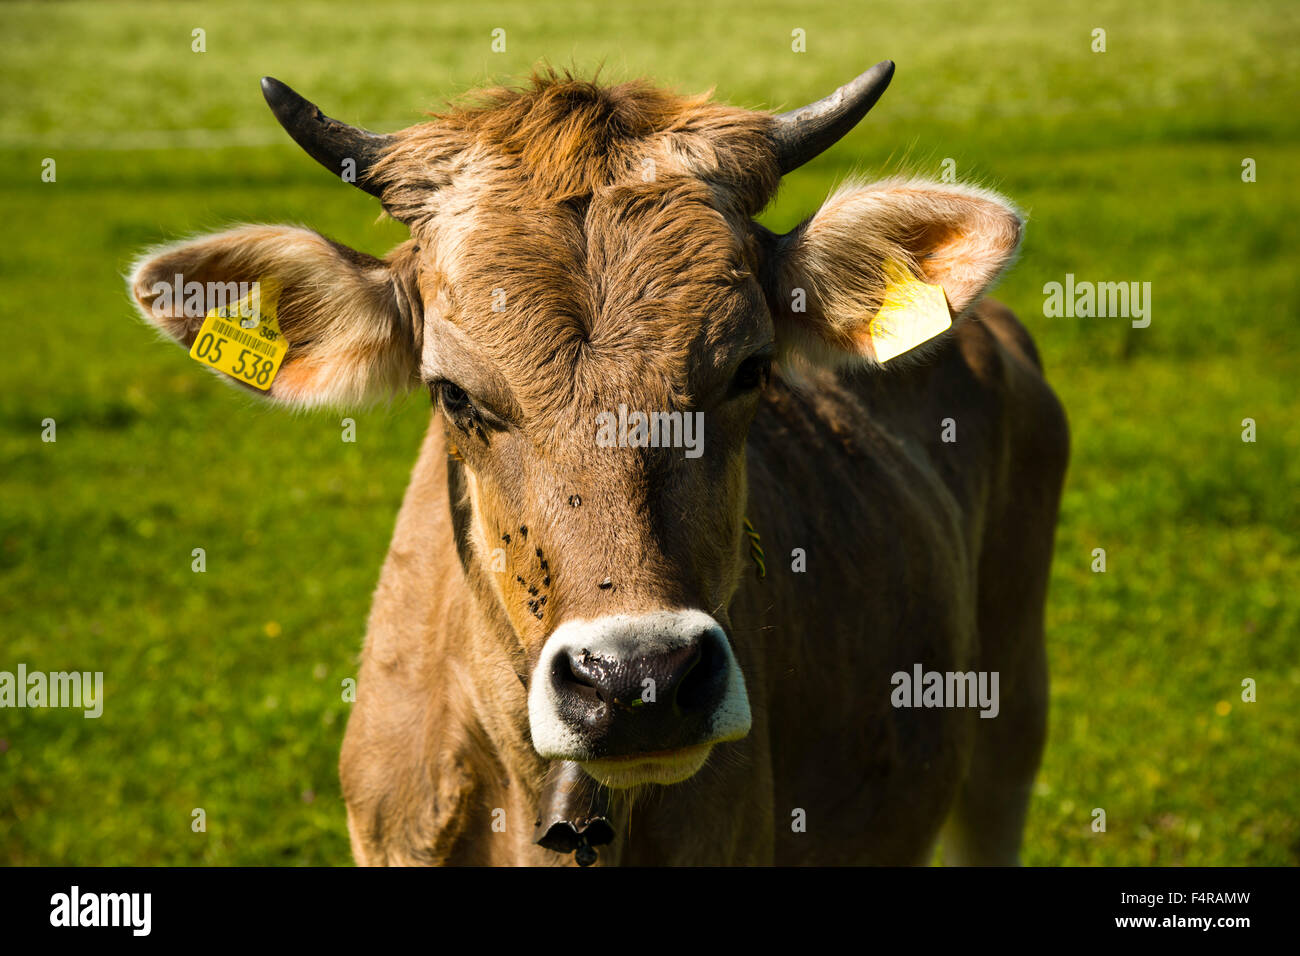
1;0;1297;865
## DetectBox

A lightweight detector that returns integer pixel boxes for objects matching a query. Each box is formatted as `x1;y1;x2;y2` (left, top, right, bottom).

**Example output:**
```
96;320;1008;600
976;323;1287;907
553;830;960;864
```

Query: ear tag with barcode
188;280;288;390
868;259;952;363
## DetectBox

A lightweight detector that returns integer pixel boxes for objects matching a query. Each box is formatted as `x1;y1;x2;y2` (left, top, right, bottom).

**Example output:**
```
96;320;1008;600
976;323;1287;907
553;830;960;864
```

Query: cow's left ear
767;179;1023;367
128;226;420;406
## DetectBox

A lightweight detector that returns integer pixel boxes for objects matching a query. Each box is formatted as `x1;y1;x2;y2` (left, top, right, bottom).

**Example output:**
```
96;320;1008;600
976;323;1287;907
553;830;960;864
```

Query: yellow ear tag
867;260;952;363
188;279;289;390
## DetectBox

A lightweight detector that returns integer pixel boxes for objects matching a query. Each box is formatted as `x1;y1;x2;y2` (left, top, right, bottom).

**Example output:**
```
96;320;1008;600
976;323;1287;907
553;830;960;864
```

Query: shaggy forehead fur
374;69;781;219
371;71;783;436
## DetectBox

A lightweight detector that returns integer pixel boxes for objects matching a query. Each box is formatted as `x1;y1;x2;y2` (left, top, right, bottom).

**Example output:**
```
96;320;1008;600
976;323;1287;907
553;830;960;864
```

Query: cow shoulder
953;298;1070;500
874;297;1068;521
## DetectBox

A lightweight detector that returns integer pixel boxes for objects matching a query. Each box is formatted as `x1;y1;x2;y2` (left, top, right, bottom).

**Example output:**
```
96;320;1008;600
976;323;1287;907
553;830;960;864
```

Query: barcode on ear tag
188;280;288;390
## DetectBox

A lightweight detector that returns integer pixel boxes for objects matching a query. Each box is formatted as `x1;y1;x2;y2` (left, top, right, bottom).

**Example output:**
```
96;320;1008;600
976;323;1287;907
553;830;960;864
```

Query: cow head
128;65;1022;789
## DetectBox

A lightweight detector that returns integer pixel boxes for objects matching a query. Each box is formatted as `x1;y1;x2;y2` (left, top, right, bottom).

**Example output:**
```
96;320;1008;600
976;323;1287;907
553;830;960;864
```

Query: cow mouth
579;742;713;789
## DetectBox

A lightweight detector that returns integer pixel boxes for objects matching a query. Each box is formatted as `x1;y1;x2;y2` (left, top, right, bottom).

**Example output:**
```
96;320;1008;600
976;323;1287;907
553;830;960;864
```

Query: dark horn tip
260;77;310;120
259;76;392;199
773;59;898;174
260;76;286;104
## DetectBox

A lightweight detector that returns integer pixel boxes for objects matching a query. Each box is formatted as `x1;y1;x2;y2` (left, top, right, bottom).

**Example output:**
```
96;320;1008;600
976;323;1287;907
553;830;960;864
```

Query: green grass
2;0;1297;865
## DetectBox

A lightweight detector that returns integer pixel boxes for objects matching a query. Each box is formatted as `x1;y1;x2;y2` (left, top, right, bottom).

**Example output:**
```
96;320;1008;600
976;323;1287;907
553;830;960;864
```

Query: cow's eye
733;355;772;393
432;380;473;415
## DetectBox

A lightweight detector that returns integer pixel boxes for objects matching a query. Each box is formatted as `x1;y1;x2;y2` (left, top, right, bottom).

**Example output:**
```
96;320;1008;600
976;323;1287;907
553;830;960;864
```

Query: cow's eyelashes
439;381;471;413
430;380;515;435
431;380;479;426
732;354;773;393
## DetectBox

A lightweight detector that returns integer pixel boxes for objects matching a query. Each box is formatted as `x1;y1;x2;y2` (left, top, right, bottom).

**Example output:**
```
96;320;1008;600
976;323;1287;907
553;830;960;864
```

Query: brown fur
127;71;1068;865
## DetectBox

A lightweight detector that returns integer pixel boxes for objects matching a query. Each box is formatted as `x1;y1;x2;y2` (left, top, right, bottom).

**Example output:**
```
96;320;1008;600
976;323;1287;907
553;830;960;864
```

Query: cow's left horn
261;77;395;198
771;60;895;174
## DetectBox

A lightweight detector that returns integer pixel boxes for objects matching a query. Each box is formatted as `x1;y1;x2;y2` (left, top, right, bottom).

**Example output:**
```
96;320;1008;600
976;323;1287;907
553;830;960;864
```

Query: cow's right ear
128;226;420;407
765;179;1023;369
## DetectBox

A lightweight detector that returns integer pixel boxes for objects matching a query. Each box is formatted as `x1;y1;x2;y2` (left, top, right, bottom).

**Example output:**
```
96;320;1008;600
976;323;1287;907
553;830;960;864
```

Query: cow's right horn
771;60;895;174
261;77;395;198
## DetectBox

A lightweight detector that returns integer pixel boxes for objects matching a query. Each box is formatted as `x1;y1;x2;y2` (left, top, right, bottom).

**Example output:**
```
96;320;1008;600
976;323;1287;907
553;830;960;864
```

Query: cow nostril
551;630;730;729
674;631;727;714
557;651;604;706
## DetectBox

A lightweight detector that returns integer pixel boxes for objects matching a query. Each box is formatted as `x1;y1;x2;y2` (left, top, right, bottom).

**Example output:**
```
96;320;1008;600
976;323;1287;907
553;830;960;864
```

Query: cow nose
560;635;718;711
543;622;732;758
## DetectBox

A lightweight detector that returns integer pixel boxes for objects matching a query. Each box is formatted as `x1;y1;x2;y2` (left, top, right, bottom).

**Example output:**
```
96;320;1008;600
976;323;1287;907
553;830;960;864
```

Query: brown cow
128;62;1068;865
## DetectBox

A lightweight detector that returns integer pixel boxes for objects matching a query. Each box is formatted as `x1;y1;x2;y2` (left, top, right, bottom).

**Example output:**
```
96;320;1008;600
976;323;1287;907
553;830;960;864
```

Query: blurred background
1;0;1296;864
